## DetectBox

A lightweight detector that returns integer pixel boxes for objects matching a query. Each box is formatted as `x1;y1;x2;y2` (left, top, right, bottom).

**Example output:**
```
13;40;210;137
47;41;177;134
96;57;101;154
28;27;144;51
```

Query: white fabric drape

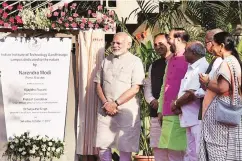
76;29;105;155
0;78;8;161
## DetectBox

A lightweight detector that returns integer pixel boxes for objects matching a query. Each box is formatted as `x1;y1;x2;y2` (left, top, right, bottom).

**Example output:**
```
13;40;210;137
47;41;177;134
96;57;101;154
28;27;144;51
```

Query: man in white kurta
94;32;145;161
171;42;208;161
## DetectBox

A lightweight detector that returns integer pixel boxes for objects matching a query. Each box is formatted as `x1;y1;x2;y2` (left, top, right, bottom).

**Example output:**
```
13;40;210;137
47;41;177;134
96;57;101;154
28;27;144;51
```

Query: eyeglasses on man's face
205;41;211;45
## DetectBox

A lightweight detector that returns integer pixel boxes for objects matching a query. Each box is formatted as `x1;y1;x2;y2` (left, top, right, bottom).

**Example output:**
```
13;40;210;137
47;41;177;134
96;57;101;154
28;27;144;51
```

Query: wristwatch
114;100;120;106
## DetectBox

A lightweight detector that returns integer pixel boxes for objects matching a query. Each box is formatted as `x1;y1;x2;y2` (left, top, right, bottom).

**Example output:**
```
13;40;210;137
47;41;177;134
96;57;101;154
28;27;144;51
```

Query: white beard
113;50;123;56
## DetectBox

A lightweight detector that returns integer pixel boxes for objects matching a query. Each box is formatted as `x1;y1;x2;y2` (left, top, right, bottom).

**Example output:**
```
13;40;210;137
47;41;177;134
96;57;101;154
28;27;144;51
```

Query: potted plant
133;40;158;161
133;91;154;161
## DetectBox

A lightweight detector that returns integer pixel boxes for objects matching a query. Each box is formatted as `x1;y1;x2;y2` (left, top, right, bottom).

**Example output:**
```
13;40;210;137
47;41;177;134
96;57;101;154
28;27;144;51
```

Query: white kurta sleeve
144;65;155;104
131;58;145;86
186;71;201;91
189;59;209;97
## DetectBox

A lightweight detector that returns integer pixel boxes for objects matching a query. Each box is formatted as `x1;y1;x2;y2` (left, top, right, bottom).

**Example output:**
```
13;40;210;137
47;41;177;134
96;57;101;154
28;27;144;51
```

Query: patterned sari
199;55;242;161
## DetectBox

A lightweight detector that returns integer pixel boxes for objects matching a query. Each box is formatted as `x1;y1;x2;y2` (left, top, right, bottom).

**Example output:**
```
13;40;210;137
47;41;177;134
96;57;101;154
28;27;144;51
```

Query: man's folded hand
103;101;118;116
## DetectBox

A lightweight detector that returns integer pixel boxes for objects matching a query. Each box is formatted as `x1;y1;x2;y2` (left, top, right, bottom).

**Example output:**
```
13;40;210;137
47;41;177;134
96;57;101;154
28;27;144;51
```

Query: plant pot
133;155;155;161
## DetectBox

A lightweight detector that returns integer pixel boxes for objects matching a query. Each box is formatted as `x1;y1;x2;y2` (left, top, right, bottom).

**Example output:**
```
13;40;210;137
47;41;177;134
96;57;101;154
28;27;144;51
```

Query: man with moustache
157;28;189;161
144;33;172;160
94;32;145;161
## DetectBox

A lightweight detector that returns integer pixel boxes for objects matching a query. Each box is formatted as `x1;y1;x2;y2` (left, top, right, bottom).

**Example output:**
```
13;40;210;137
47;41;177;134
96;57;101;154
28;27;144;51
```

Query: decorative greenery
135;40;158;74
131;0;242;32
135;41;158;156
236;39;242;59
3;132;64;161
138;92;153;156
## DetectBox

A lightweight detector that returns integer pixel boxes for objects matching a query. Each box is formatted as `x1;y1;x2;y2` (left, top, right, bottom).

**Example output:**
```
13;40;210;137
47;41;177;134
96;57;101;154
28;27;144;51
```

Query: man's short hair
205;28;223;42
114;32;133;44
188;41;206;56
172;28;190;42
154;33;169;40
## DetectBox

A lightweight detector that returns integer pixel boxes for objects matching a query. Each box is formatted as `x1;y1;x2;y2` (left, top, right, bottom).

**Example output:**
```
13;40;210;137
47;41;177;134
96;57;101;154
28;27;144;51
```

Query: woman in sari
199;32;242;161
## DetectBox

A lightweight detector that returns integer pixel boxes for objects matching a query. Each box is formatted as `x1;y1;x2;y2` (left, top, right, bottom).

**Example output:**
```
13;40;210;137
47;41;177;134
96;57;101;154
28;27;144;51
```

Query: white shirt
178;57;209;127
144;65;155;104
194;57;223;98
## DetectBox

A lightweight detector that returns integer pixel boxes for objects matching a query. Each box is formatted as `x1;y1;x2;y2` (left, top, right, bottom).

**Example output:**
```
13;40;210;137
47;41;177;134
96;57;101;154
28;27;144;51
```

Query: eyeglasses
205;41;211;44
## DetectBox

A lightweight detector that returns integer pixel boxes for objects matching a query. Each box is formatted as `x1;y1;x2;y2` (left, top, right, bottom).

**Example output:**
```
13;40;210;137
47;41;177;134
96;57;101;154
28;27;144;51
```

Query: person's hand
108;108;118;116
150;99;159;109
103;102;118;116
173;108;182;115
171;100;182;115
158;113;163;126
105;102;118;115
199;73;209;86
171;100;177;112
184;89;196;101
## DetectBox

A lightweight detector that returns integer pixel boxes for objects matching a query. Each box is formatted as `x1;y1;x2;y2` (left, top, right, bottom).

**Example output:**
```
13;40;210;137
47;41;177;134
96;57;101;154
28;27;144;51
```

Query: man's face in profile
168;30;177;53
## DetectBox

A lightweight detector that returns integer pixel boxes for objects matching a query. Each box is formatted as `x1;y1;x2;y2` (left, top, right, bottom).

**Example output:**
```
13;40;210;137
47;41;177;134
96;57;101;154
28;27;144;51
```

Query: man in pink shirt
157;28;189;161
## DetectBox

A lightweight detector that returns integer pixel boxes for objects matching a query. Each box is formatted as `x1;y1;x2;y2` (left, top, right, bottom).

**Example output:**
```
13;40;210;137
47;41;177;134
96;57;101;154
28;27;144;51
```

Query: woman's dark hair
214;32;242;92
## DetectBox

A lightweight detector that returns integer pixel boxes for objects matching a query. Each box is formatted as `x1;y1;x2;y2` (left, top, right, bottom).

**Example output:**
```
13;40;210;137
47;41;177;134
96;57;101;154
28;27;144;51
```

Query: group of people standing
94;28;242;161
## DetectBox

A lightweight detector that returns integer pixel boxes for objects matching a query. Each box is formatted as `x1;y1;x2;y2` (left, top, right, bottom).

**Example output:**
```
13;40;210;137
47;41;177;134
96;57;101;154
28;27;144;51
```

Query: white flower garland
3;132;64;161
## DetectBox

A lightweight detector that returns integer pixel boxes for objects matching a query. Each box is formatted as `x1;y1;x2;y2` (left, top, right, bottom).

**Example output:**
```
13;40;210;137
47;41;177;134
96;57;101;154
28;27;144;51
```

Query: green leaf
236;39;242;59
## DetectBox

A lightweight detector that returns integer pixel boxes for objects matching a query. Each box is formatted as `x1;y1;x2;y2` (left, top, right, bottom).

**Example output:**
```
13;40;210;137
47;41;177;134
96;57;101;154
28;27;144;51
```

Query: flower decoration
135;33;142;40
3;132;64;161
0;2;23;30
0;2;115;32
135;31;148;41
48;3;116;31
20;7;51;30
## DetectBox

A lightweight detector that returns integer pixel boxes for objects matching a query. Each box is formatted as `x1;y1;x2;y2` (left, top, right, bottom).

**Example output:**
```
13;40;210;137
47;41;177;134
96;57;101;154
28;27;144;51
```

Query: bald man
94;32;145;161
172;41;209;161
